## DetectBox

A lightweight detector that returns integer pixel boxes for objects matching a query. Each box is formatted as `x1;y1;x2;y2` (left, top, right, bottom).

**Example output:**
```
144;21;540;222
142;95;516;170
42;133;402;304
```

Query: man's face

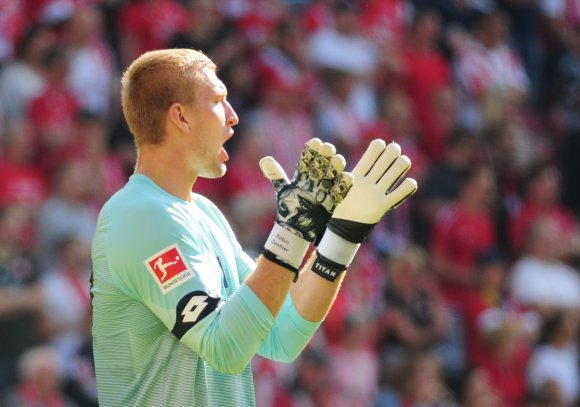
185;67;239;179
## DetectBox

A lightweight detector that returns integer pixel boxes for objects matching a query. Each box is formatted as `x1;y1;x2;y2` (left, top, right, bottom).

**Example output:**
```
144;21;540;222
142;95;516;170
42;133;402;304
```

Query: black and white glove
313;139;418;281
260;138;353;277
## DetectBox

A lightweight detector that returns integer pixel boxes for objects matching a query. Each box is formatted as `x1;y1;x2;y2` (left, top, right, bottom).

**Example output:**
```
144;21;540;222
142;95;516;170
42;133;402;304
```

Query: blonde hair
120;48;216;146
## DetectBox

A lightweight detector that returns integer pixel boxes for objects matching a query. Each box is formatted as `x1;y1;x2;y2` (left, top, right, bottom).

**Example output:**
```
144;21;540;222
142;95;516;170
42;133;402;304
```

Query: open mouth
220;146;229;162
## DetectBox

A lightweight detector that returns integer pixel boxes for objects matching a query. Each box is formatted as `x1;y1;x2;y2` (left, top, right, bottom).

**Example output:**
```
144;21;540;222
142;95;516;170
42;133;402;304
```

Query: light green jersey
91;175;320;407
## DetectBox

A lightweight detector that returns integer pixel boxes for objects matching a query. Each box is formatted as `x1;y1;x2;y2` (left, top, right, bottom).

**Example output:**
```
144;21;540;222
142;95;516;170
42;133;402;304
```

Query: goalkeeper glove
312;139;418;281
260;138;353;278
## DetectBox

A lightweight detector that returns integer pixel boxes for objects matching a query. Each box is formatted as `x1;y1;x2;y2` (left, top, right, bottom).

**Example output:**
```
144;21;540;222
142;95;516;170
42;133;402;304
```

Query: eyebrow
214;86;227;98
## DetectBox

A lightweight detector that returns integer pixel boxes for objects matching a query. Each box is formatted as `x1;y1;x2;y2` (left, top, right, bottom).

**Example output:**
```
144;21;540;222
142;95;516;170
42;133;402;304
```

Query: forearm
179;257;296;374
290;251;346;322
258;293;322;362
257;252;347;362
191;284;275;374
245;255;296;317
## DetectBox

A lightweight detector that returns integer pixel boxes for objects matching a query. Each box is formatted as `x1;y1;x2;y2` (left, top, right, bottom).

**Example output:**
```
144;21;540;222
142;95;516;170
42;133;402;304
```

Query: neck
135;145;197;201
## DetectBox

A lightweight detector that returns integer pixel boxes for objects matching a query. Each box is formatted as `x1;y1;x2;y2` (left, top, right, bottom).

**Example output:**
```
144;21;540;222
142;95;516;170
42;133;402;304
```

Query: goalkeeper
91;48;417;407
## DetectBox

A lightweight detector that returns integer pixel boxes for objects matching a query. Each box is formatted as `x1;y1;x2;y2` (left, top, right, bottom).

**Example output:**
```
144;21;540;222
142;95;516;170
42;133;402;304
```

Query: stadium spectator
272;347;334;407
252;14;318;110
360;0;410;47
429;163;498;381
430;164;498;311
301;0;334;34
36;160;97;270
510;217;580;314
0;0;28;63
553;23;580;218
377;351;458;407
27;45;80;173
319;244;385;348
0;122;47;208
308;0;379;124
63;111;126;207
0;25;55;124
527;311;580;406
378;245;450;385
315;67;364;160
118;0;188;67
64;4;117;116
381;246;448;347
39;234;92;375
170;0;237;58
327;311;379;407
509;160;580;258
0;205;43;390
416;125;479;244
476;310;530;407
498;0;544;100
365;90;428;182
240;61;315;175
0;346;79;407
461;368;505;407
399;7;453;162
453;9;529;130
169;0;252;115
462;249;531;368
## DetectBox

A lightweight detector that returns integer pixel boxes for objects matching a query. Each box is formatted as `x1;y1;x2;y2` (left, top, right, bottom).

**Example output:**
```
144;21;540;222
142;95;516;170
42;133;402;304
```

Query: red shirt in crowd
360;0;408;45
27;84;80;170
510;203;578;255
0;161;47;207
119;0;187;60
478;346;529;407
430;205;496;309
401;48;452;162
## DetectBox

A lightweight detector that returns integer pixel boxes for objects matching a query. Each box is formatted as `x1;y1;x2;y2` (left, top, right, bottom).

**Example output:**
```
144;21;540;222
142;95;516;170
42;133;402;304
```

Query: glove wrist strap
264;223;310;273
316;228;360;269
312;253;347;282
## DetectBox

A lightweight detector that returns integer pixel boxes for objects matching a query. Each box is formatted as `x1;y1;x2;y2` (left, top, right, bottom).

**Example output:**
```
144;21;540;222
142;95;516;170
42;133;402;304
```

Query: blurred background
1;0;580;406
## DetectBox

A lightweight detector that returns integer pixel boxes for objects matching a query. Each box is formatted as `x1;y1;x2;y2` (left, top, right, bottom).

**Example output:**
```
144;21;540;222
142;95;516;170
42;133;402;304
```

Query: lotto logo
145;244;193;293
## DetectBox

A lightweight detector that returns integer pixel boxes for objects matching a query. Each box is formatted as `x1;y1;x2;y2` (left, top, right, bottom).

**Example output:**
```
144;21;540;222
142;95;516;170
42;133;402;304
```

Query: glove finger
321;154;346;189
366;142;401;183
352;139;387;178
318;142;336;157
330;171;354;206
315;152;346;210
383;178;418;210
259;156;290;193
378;155;412;192
294;138;323;180
307;138;323;150
307;142;335;185
329;153;346;173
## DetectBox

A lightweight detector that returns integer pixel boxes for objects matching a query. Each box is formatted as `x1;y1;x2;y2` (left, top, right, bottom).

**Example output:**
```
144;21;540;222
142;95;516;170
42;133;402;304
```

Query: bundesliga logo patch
145;244;193;294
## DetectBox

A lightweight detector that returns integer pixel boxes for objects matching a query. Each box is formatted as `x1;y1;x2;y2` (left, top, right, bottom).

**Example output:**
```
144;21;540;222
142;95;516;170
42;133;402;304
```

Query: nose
226;101;239;127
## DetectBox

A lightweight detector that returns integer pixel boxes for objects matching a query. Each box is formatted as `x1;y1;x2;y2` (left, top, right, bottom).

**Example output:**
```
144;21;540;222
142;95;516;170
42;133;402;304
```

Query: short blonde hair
121;49;216;146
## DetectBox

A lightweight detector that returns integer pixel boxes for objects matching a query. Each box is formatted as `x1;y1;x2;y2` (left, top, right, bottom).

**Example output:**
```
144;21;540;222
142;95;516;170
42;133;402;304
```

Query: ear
167;102;190;133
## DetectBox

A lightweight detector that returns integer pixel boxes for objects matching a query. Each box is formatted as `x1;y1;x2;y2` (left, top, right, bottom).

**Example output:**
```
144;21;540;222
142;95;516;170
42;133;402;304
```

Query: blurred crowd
1;0;580;406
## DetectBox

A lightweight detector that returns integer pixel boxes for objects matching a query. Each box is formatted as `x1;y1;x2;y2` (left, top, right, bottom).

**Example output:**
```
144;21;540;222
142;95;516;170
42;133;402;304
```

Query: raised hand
313;139;418;281
260;138;353;242
260;138;353;274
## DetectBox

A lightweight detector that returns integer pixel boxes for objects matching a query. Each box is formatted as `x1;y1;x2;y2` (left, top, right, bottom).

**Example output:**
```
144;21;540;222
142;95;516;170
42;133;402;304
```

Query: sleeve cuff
236;284;276;329
284;294;322;337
